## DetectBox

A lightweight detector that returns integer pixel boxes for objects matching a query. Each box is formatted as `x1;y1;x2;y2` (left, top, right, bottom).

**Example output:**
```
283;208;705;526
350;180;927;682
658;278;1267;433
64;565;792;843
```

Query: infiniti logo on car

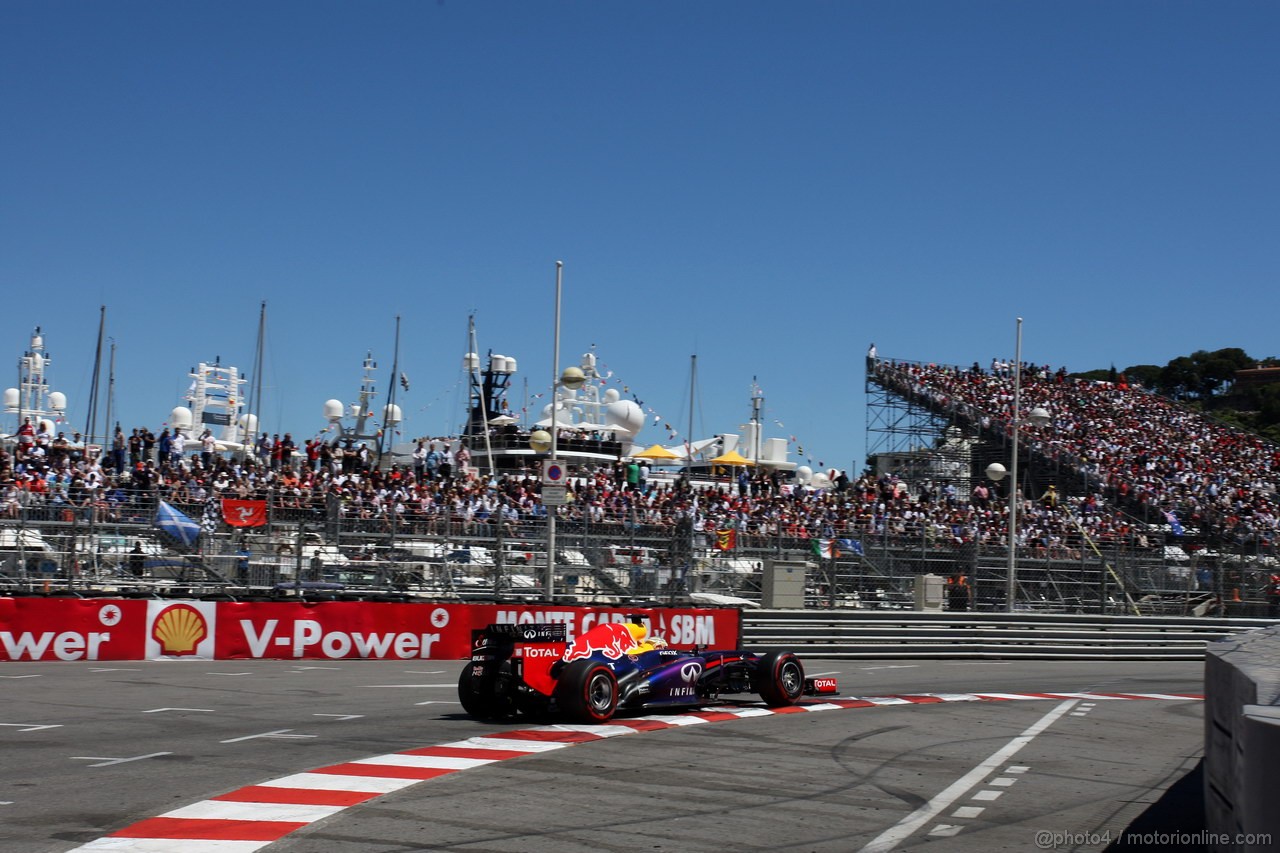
680;662;703;683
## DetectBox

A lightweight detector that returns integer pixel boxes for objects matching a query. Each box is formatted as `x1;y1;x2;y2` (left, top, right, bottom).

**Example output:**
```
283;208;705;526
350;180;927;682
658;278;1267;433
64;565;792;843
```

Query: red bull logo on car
562;622;637;662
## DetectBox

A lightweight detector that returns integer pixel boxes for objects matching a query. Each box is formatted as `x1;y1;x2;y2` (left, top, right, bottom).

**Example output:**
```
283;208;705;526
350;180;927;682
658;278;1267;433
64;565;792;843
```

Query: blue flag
155;500;201;548
1163;511;1184;537
837;538;864;556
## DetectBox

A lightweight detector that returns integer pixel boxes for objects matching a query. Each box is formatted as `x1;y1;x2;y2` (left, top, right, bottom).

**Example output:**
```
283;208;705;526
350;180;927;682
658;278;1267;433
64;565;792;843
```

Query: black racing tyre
458;661;501;719
756;651;804;707
555;659;619;723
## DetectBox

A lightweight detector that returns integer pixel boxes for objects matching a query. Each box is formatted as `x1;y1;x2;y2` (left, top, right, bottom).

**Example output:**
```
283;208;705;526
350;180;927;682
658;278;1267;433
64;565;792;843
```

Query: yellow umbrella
634;444;681;460
709;449;755;466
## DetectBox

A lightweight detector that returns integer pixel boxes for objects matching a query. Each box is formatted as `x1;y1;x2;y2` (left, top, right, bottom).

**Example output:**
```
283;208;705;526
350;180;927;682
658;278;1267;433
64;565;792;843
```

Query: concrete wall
1204;625;1280;852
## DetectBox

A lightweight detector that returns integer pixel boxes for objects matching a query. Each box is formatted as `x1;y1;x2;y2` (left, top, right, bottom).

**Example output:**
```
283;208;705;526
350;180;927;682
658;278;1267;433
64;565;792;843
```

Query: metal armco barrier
740;610;1279;660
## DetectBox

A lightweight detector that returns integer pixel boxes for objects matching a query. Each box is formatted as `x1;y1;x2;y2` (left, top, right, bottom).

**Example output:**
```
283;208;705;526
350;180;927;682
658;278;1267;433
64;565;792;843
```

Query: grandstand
865;355;1279;616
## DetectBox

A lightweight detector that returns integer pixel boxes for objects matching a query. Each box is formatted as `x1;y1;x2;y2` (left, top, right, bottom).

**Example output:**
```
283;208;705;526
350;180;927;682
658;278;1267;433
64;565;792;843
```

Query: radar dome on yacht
3;389;17;412
48;391;67;412
382;403;402;425
580;352;596;371
324;399;344;422
239;413;258;435
462;352;480;373
169;407;193;431
795;465;813;485
603;388;620;404
504;356;518;374
31;334;43;350
605;399;644;438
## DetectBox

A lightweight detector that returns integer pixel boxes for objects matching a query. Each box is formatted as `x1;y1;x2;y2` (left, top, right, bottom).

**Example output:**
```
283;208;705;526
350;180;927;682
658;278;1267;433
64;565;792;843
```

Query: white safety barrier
1204;625;1280;853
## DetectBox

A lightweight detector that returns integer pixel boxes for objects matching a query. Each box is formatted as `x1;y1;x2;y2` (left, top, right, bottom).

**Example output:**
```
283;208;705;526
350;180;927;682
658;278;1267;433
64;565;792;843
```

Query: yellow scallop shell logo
151;604;209;656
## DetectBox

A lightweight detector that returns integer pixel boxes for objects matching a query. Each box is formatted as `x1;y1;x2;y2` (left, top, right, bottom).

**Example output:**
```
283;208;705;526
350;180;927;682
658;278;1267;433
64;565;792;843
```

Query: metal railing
739;609;1277;660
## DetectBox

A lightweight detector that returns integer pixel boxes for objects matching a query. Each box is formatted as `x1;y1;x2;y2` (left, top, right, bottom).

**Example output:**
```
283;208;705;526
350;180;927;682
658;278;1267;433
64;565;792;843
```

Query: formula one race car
457;620;838;723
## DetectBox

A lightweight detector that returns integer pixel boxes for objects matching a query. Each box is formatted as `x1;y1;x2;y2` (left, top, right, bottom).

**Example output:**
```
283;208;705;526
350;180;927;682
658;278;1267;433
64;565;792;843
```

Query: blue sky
2;1;1277;472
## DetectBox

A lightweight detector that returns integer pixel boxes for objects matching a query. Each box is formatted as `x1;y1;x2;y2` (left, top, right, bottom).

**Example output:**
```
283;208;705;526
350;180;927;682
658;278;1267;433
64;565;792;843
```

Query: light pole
529;261;585;602
985;317;1049;612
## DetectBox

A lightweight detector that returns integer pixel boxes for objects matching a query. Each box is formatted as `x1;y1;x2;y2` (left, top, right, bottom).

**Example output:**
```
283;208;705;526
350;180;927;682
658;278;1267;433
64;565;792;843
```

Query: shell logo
150;603;209;656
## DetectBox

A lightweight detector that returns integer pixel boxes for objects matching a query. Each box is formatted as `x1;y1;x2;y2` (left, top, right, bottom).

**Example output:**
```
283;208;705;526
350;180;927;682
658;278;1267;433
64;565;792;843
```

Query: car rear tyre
458;661;501;719
556;660;619;723
756;651;804;707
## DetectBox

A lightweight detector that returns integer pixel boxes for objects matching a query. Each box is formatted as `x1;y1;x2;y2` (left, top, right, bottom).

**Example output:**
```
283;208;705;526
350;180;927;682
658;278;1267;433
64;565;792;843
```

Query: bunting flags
714;528;736;551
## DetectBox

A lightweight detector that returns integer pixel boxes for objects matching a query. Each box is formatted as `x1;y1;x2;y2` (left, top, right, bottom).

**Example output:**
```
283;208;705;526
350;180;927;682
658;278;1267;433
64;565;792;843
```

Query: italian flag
812;539;838;559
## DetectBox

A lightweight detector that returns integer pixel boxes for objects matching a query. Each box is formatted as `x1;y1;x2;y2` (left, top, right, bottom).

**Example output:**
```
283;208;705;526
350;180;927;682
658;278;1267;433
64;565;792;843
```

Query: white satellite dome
31;333;43;350
603;388;620;404
462;352;480;373
170;407;193;431
605;399;644;438
48;391;67;412
795;465;813;485
324;399;344;422
3;388;18;412
239;413;259;436
809;472;832;490
382;403;402;425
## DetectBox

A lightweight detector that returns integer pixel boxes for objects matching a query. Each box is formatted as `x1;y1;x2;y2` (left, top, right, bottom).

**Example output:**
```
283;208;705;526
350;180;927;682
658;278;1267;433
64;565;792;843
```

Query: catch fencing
1;503;1274;619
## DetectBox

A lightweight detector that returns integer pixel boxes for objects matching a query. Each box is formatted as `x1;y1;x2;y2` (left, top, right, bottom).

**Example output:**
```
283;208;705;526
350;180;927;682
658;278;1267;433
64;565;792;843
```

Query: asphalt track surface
1;658;1206;853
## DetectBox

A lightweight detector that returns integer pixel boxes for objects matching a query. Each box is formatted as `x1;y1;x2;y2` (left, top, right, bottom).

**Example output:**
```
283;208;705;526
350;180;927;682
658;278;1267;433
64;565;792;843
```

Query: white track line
859;699;1079;853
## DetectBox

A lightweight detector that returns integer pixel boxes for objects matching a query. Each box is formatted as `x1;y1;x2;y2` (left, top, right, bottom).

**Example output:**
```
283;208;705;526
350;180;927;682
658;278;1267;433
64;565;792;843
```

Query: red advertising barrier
0;597;742;662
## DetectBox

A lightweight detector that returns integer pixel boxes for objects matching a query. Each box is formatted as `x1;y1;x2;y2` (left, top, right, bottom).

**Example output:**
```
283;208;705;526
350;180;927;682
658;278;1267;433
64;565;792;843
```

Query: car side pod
555;659;619;723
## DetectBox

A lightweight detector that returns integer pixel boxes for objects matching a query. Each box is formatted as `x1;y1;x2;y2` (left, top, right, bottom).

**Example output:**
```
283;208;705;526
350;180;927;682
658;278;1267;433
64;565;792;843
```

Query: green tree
1160;357;1200;400
1122;364;1161;389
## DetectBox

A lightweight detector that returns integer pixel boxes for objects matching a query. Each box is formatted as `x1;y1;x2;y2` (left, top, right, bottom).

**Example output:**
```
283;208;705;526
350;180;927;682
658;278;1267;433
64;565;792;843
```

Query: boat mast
103;339;116;451
687;354;697;463
245;302;267;459
466;315;496;475
377;314;401;467
750;376;764;465
84;306;106;451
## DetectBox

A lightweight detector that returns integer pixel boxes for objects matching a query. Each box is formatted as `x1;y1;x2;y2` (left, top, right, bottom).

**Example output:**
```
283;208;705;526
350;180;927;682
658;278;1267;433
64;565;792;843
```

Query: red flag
221;499;267;528
714;528;736;551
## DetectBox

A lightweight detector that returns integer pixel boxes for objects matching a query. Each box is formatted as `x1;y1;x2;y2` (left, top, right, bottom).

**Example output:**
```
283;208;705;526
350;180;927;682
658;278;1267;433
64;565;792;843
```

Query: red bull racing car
457;620;838;723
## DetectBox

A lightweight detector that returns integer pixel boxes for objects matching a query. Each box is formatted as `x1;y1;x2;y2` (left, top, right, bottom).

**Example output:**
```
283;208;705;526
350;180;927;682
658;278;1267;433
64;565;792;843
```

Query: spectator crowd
0;356;1275;569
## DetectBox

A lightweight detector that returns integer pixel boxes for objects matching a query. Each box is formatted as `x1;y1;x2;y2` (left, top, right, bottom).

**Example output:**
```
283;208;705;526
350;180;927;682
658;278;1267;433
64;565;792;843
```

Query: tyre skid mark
64;691;1202;852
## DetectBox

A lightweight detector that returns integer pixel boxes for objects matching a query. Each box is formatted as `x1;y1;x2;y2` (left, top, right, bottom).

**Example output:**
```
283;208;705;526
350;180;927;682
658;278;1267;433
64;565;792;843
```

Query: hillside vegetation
1074;348;1280;444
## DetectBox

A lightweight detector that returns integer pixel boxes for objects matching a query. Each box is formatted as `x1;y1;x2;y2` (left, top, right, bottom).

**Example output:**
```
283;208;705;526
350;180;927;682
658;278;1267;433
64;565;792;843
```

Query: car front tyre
757;651;804;707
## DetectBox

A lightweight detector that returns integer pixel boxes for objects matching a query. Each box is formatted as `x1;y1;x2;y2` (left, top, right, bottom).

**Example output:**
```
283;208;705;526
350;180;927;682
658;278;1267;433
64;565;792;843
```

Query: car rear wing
472;622;567;646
